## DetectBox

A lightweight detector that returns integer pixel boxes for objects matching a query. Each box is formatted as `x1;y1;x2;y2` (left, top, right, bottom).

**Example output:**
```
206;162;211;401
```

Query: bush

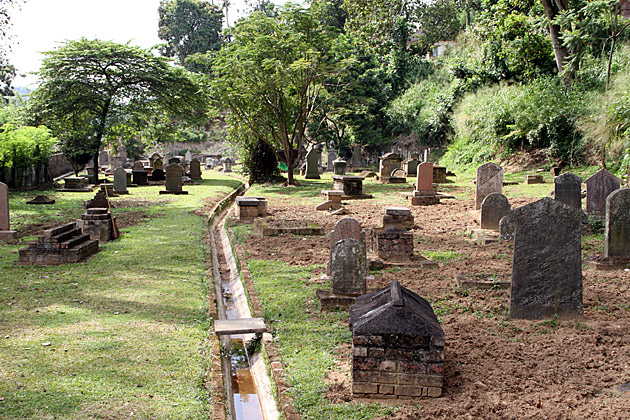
241;138;285;184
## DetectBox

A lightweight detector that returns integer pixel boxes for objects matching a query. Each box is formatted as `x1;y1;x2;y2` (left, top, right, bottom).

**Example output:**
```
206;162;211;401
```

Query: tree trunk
92;150;100;185
541;0;570;84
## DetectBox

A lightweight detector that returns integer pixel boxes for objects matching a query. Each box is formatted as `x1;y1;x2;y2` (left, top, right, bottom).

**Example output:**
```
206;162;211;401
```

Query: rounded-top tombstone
331;238;367;296
554;172;582;209
605;188;630;259
416;162;434;192
165;163;183;192
480;193;510;230
113;167;128;193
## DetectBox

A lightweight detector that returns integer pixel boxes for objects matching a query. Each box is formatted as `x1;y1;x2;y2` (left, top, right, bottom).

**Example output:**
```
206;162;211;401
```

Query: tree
0;0;24;98
158;0;223;70
28;38;208;184
211;4;346;185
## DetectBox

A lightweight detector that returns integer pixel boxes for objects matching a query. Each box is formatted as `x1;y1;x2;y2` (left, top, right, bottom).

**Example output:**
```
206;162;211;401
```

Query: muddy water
230;339;263;420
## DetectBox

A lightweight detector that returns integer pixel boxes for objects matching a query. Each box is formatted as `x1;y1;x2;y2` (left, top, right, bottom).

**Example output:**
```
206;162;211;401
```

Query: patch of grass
231;224;254;245
0;173;241;419
247;259;395;420
423;250;466;263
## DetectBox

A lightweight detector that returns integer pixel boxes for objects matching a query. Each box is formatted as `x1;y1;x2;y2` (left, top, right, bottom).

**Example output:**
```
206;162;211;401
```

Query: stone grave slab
26;195;55;205
604;188;630;260
454;273;510;290
254;218;323;236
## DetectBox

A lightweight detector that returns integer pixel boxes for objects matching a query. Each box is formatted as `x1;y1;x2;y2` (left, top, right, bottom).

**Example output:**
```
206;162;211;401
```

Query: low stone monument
509;197;583;320
235;196;268;221
153;157;164;171
475;162;503;209
585;168;620;214
332;175;372;199
403;157;419;176
160;163;188;195
80;208;114;242
316;190;344;211
525;174;544;184
304;148;322;179
0;182;17;240
378;152;403;183
409;162;439;206
150;168;165;181
382;207;414;230
113;167;129;195
349;280;445;399
18;222;99;265
480;193;510;230
605;188;630;259
554;172;582;209
26;195;55;205
189;158;202;179
333;158;347;175
132;161;148;186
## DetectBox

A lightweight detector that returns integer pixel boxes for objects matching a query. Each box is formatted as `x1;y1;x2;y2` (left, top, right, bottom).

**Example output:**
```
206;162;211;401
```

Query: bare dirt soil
238;181;630;419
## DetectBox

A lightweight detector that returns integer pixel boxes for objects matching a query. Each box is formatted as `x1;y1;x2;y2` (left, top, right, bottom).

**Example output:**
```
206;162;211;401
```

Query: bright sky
6;0;258;88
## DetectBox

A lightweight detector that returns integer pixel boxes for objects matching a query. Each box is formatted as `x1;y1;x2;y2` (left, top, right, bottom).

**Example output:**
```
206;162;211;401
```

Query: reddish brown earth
238;182;630;419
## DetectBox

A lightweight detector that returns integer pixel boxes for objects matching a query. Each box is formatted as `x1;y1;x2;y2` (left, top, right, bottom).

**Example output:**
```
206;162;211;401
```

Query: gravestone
585;168;620;214
351;145;363;167
499;213;515;240
113;167;128;194
185;150;193;163
379;152;402;180
333;158;347;175
509;197;583;320
605;188;630;259
409;162;439;206
160;163;188;194
331;238;367;296
222;158;232;173
403;157;419;176
382;207;414;230
475;163;503;210
480;193;510;230
327;217;366;275
132;161;144;171
0;182;17;240
205;157;213;169
168;157;180;165
305;148;322;179
99;150;109;166
153;157;164;171
189;158;202;179
150;168;165;181
327;149;337;172
554;172;582;209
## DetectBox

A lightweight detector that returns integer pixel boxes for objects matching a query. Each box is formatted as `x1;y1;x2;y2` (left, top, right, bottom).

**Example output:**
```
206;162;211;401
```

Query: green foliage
158;0;224;71
0;124;57;169
240;136;285;184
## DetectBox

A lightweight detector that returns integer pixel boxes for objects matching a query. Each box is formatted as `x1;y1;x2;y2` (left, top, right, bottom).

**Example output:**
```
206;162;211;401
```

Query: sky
6;0;257;88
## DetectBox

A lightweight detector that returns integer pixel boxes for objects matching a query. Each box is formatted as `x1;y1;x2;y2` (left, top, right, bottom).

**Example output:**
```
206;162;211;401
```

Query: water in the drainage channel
230;338;262;420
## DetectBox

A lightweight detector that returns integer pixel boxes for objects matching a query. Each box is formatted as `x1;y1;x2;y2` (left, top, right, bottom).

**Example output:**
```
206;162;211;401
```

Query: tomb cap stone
383;207;411;217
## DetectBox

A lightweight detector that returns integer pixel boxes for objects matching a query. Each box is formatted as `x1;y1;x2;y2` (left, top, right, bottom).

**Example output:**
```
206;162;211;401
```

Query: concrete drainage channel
209;189;280;420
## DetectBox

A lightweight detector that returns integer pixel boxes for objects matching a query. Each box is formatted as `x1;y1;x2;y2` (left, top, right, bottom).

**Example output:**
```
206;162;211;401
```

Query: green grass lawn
0;173;242;420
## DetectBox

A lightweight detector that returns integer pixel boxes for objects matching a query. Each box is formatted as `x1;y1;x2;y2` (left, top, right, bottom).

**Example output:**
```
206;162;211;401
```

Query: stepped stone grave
316;190;343;211
160;163;188;195
475;163;503;209
509;197;584;320
333;158;347;175
554;172;582;209
150;168;165;181
85;191;110;209
382;206;414;230
480;193;510;230
18;221;99;265
113;168;129;194
409;162;439;206
235;196;268;221
378;152;403;183
605;188;630;259
189;158;202;179
0;182;17;240
586;168;620;214
525;174;544;184
80;208;114;242
305;148;322;179
26;195;55;205
349;280;445;399
403;157;419;176
332;175;372;199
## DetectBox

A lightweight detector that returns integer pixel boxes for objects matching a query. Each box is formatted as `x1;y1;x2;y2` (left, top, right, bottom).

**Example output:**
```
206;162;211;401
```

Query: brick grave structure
18;222;99;265
80;208;114;242
316;190;344;211
332;175;373;199
371;226;414;263
349;280;445;399
235;196;268;221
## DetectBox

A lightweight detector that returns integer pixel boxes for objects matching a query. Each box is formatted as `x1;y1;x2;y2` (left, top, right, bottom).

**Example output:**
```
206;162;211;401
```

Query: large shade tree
211;4;347;185
28;38;208;184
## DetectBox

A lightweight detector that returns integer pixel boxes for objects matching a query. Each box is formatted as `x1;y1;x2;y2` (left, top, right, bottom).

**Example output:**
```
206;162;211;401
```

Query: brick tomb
349;280;445;399
18;222;99;265
371;207;414;263
332;175;373;199
80;208;114;242
235;196;268;221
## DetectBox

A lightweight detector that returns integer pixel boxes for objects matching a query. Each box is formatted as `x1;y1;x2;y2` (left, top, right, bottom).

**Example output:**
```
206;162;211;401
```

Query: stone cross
475;163;503;209
113;167;128;194
165;163;183;192
605;188;630;259
480;193;510;230
509;197;584;320
331;238;367;296
0;182;17;240
585;168;620;214
554;172;582;209
304;148;321;179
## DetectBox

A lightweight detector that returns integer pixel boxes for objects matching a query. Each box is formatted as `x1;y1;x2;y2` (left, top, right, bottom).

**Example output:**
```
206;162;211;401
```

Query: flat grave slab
455;273;511;290
214;318;267;335
254;218;324;236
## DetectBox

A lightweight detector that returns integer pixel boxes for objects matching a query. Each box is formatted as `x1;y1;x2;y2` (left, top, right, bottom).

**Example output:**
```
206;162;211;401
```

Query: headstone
113;167;128;194
132;168;148;186
327;149;337;172
184;150;192;163
379;152;402;180
189;158;202;179
153;157;164;171
351;145;362;167
222;158;232;173
331;238;367;296
205;157;213;169
99;150;109;166
117;145;127;161
304;148;322;179
509;197;583;320
554;172;582;209
480;193;510;230
585;168;620;214
132;161;144;171
333;158;347;175
604;188;630;259
475;163;503;210
416;162;434;191
403;157;419;176
161;163;187;194
327;217;366;275
0;182;17;240
151;168;165;181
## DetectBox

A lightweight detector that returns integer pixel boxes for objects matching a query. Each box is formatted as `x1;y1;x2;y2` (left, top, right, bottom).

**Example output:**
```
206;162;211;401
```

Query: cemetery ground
1;168;629;419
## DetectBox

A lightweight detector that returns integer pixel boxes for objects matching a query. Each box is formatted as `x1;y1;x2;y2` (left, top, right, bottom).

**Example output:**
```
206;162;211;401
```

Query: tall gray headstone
480;193;510;230
328;217;365;276
605;188;630;259
305;149;321;179
0;182;17;239
509;197;583;320
554;172;582;209
331;238;367;296
165;163;183;192
475;163;503;209
113;167;128;194
351;145;362;167
185;150;193;163
189;158;202;179
585;168;620;214
327;149;337;172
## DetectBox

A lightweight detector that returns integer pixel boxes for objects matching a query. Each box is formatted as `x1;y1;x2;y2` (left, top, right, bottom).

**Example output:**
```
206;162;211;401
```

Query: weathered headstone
132;161;144;171
205;157;213;169
333;158;347;175
331;238;367;296
222;157;232;173
585;168;620;214
153;157;164;171
379;152;402;180
499;213;515;240
604;188;630;259
475;163;503;210
327;217;365;275
185;150;193;163
304;148;322;179
509;197;583;320
351;145;363;167
480;193;510;230
99;150;109;166
189;158;202;179
403;157;419;176
0;182;17;240
327;149;337;172
162;163;186;194
151;168;165;181
554;172;582;209
113;167;128;194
